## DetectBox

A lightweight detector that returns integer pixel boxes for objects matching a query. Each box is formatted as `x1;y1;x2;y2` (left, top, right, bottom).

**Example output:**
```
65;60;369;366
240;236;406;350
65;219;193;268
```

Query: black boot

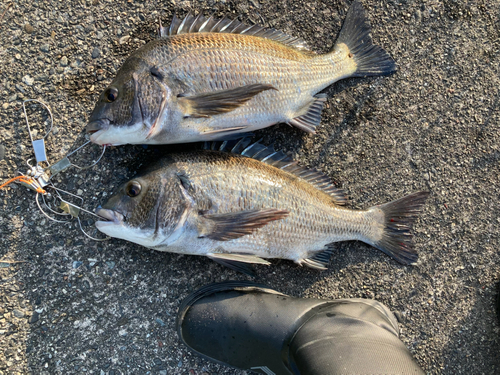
177;281;424;375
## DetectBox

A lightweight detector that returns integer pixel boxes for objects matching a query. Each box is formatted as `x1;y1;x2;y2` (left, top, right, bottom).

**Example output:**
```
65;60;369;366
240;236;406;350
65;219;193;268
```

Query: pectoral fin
201;126;247;135
179;83;277;118
198;208;289;241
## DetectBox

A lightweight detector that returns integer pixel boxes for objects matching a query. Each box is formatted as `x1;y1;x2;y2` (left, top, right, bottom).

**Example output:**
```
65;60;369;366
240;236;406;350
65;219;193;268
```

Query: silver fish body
96;141;429;272
87;1;396;146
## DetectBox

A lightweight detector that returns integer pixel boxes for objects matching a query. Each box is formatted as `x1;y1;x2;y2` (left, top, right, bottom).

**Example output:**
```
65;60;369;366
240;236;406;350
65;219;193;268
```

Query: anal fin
301;247;334;270
288;94;327;133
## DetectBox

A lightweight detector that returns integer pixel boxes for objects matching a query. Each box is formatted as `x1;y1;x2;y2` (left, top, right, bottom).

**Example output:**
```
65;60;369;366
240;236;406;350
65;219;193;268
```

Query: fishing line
0;99;110;242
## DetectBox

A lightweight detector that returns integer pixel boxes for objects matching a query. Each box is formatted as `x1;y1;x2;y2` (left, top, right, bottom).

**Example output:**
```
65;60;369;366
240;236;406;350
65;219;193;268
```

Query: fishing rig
0;99;110;241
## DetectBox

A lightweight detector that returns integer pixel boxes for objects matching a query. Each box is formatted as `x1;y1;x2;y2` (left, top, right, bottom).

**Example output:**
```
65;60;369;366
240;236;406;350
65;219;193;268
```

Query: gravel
91;47;101;59
0;0;499;374
59;56;68;67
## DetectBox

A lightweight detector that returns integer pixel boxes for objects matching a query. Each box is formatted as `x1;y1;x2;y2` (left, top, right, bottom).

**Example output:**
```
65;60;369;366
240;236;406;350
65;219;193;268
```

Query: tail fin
335;1;396;77
371;191;430;265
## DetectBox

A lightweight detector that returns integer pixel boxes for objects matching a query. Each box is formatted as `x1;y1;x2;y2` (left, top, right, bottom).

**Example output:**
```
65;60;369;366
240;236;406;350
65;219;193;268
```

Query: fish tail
333;1;396;77
367;191;430;265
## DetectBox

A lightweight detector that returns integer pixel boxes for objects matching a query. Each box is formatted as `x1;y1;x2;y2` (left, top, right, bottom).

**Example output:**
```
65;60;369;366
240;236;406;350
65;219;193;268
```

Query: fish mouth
86;118;111;134
95;208;125;227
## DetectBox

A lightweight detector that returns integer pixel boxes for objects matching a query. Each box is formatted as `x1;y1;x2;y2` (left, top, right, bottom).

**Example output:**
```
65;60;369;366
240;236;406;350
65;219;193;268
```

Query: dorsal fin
204;139;348;206
161;13;310;51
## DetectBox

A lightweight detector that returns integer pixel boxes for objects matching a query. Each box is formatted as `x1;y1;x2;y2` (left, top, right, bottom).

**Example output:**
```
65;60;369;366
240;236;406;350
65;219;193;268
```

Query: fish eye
125;181;142;197
104;87;119;103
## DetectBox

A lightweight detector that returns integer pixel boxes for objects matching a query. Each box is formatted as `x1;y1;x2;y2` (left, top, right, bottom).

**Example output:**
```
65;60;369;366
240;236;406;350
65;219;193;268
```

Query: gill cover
87;58;165;144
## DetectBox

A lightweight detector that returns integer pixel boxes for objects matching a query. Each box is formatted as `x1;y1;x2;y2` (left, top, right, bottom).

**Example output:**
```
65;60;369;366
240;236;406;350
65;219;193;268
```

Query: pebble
30;311;39;324
0;144;4;160
159;371;167;375
88;258;98;267
60;56;68;66
85;24;96;33
40;44;50;53
16;84;26;93
22;75;34;86
8;94;17;102
2;103;9;110
415;10;422;23
119;36;130;45
155;318;165;326
77;189;83;196
24;23;34;34
153;358;162;366
13;309;25;318
91;47;100;59
106;261;115;269
116;317;128;326
34;246;44;255
35;74;48;82
73;261;83;269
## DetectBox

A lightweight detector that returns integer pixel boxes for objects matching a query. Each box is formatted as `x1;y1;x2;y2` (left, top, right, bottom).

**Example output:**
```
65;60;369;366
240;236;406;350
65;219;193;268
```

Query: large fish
95;140;429;274
86;1;396;146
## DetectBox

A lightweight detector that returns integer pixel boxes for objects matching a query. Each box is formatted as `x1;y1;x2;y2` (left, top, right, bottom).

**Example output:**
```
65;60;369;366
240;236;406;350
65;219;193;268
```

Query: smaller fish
86;1;396;146
95;140;429;274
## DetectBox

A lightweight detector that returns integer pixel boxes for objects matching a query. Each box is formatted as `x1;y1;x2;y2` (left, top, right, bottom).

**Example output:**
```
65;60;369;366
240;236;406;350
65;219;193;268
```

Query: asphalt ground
0;0;499;374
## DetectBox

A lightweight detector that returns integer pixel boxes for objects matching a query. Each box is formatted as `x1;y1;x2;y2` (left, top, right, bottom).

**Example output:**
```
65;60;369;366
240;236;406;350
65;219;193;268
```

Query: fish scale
87;1;397;145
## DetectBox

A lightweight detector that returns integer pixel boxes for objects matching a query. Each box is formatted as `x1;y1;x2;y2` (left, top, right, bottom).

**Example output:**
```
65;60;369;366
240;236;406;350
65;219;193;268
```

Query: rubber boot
176;281;424;375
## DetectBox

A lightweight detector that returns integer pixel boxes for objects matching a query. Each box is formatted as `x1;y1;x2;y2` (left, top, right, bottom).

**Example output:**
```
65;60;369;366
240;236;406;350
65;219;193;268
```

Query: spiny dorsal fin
160;12;310;51
204;139;348;206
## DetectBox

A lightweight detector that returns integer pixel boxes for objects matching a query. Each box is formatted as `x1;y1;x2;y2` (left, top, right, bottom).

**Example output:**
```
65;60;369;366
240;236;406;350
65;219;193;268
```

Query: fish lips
86;118;111;144
86;118;110;133
95;208;125;228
